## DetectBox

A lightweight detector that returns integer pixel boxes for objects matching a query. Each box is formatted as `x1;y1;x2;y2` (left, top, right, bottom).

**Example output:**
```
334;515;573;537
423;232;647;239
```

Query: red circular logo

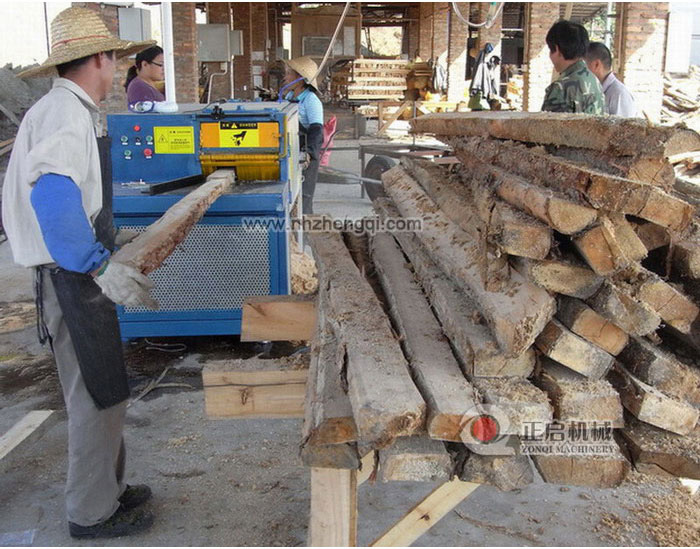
471;414;500;443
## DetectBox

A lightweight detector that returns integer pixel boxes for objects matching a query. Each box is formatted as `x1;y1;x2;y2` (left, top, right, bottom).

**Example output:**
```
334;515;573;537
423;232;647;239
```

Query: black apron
38;136;129;409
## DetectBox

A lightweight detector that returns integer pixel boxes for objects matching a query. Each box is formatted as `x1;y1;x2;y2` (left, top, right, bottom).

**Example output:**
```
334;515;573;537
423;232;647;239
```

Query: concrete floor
0;136;683;546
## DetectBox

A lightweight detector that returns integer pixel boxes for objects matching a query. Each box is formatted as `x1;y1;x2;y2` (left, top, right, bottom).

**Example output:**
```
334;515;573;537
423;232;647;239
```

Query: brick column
417;3;434;60
406;5;420;59
615;2;669;122
232;2;252;99
474;3;503;53
172;2;198;103
523;3;559;112
432;2;450;68
250;3;269;99
447;3;469;102
205;2;231;99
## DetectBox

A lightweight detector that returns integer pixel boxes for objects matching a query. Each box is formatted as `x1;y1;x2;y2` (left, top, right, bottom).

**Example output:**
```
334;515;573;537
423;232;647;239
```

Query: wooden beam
511;256;603;299
112;169;235;274
377;100;411;136
202;359;307;419
309;229;426;448
370;232;480;442
586;280;661;337
240;295;316;342
412;111;700;157
377;436;453;482
302;443;362;470
373;198;535;378
456;451;534;491
0;411;55;471
370;479;480;547
309;467;357;547
556;296;628;355
383;166;556;357
633;221;670;251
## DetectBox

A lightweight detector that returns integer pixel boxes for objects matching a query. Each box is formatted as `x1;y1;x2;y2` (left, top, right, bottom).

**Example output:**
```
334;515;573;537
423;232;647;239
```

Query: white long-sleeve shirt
601;72;640;118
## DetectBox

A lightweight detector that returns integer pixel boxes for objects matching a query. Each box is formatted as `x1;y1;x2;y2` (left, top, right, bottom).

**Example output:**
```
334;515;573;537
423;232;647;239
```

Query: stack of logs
302;112;700;491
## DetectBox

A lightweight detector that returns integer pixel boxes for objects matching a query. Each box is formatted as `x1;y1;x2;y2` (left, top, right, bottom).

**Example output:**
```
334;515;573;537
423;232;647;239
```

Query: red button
144;148;153;156
133;125;141;132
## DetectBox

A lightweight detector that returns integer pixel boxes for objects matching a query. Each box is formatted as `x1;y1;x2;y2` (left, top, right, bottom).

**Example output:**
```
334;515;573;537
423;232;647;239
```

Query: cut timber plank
573;214;648;276
0;411;56;471
619;417;700;479
377;436;453;482
377;100;411;136
446;136;695;232
412;111;700;157
535;320;615;380
535;358;623;427
472;378;553;436
382;166;556;357
240;295;316;342
614;266;699;334
456;451;534;491
557;296;629;355
608;364;699;435
370;479;480;547
112;169;234;274
531;436;630;488
586;280;661;336
633;221;670;251
374;198;535;377
309;229;425;447
309;467;357;547
402;157;552;260
202;359;307;418
371;232;481;442
617;336;700;406
511;256;602;299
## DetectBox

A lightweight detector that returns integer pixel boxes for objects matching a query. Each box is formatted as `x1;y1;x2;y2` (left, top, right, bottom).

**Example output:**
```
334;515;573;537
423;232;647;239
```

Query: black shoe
118;484;152;510
68;505;154;539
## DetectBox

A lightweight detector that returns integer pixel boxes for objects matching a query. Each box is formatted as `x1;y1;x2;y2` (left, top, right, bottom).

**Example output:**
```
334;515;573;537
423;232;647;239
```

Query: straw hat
284;56;319;89
18;7;156;78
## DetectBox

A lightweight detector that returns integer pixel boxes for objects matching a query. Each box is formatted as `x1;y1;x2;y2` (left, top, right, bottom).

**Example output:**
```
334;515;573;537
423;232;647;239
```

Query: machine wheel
364;155;396;182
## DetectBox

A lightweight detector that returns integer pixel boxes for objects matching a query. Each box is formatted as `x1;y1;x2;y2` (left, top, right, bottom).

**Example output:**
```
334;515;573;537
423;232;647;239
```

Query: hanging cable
451;2;505;29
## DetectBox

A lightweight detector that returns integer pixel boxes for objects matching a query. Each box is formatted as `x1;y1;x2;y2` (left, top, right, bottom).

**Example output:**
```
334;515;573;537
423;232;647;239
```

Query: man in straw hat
280;56;324;215
2;7;159;539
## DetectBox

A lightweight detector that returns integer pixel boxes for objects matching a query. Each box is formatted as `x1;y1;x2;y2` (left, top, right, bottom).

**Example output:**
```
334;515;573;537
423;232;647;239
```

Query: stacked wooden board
331;58;408;102
302;111;700;489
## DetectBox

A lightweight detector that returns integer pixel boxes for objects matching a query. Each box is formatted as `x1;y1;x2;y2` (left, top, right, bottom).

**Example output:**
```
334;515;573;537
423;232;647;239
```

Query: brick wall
432;2;450;67
417;3;434;60
406;5;420;59
172;2;198;103
205;2;232;100
447;3;469;102
250;3;268;99
232;2;252;99
474;3;503;53
615;2;668;121
523;3;558;112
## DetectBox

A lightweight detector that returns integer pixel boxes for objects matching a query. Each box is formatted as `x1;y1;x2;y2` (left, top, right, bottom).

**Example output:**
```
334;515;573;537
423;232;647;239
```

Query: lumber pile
330;58;408;102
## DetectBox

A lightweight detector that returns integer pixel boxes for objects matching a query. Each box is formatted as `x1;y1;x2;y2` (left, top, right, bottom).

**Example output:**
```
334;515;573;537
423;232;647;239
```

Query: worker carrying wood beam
1;7;157;539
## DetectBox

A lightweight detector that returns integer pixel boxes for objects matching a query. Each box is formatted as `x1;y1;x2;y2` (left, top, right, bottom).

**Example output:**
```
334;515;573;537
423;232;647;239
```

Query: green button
121;135;128;143
124;149;132;156
146;135;153;143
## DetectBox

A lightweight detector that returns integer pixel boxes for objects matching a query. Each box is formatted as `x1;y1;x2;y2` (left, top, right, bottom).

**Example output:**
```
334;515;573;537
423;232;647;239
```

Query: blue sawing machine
107;101;301;338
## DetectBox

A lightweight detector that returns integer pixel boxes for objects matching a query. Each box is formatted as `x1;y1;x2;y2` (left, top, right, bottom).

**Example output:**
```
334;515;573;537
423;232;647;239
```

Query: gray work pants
38;270;127;526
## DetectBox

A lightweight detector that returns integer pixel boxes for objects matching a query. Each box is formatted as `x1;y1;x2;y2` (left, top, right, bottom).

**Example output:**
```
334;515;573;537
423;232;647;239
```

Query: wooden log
534;358;623;427
531;437;630;488
412;111;700;157
573;214;648;276
614;266;699;334
374;198;535;377
401;157;552;260
673;237;700;279
447;136;695;232
607;363;699;435
617;336;700;406
511;256;603;299
377;436;453;482
240;295;316;342
471;378;553;436
202;359;307;419
586;280;661;336
370;232;481;442
302;443;362;470
309;229;426;448
455;451;534;491
0;411;56;472
619;417;700;479
112;169;235;274
556;296;629;355
633;221;670;251
535;320;615;380
382;166;556;357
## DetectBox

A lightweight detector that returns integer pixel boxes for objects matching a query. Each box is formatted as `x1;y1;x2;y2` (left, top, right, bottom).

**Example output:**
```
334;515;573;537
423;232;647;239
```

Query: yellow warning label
219;121;260;148
153;126;195;154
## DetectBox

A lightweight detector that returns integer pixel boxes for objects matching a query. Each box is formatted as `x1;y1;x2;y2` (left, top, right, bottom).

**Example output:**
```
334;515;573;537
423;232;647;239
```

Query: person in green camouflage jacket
541;20;605;114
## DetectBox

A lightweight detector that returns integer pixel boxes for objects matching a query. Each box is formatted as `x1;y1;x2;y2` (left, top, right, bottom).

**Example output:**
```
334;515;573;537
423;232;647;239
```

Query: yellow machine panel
200;121;279;149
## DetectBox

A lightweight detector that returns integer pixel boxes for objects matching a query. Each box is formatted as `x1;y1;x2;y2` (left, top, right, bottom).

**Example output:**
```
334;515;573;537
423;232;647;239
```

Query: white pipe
161;2;177;105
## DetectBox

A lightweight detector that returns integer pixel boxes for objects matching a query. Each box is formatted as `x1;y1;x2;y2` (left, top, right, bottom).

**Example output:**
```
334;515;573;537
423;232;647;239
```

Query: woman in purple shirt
124;46;165;108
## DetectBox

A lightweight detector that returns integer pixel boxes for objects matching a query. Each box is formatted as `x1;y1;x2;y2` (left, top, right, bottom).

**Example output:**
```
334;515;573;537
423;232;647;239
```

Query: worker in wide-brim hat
3;6;157;539
281;56;324;215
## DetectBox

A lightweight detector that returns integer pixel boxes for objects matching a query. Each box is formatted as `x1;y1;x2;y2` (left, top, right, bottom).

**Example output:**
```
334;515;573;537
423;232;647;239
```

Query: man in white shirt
585;41;641;117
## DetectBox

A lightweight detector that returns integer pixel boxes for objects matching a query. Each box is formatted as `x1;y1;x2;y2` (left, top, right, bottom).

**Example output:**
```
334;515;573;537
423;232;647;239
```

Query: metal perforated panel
122;224;270;313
